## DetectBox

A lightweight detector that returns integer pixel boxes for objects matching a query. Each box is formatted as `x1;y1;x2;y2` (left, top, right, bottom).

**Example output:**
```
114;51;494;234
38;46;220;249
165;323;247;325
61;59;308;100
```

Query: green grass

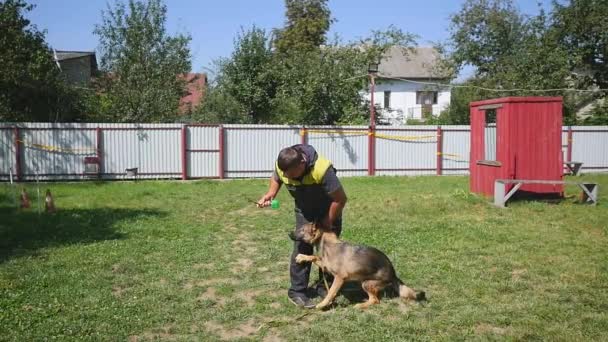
1;175;607;341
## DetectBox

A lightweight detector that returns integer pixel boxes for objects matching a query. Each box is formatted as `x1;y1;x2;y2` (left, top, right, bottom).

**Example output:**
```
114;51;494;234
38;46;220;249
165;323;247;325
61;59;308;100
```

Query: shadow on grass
0;205;166;263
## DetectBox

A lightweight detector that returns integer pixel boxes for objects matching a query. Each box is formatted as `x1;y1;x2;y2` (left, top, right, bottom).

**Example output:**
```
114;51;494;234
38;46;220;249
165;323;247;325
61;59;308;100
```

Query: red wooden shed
469;96;564;197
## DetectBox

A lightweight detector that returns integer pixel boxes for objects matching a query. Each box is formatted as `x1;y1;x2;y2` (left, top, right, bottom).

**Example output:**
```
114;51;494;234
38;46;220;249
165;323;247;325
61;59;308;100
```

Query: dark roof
55;51;95;61
54;50;98;72
379;46;449;79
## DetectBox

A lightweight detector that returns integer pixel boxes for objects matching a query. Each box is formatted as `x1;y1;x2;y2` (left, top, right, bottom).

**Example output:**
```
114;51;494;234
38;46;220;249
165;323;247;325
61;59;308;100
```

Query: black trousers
288;211;342;296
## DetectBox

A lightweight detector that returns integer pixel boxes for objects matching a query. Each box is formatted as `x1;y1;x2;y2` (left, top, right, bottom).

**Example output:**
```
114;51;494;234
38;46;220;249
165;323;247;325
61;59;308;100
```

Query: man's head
277;146;306;179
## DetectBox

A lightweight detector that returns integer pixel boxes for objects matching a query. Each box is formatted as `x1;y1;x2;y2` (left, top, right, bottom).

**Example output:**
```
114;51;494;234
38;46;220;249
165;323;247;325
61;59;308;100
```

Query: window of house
384;91;391;109
416;91;438;105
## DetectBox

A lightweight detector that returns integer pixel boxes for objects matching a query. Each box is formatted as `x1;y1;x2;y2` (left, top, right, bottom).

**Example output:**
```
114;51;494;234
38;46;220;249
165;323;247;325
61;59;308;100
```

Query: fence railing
0;123;607;181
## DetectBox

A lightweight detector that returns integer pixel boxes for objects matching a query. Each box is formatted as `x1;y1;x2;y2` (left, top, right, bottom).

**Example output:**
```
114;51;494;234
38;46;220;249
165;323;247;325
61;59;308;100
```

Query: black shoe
287;293;315;309
315;284;328;299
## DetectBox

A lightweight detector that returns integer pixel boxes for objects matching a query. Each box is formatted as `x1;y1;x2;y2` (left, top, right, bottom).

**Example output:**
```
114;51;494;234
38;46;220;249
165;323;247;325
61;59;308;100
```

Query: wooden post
300;127;307;145
436;126;443;175
368;126;375;176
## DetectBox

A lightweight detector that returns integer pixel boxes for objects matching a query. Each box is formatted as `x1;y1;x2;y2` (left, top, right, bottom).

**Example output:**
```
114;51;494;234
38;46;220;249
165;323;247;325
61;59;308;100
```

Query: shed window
484;109;497;161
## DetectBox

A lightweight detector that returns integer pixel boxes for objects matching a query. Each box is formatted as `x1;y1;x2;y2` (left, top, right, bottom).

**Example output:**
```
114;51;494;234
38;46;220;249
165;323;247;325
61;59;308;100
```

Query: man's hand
256;193;273;208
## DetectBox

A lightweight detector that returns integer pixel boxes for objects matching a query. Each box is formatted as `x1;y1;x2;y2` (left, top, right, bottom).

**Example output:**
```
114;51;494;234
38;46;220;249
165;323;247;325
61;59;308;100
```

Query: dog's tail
395;278;426;302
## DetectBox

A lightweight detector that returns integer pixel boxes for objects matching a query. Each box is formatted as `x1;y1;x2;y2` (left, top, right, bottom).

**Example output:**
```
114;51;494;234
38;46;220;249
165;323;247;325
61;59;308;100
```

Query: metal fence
0;123;607;181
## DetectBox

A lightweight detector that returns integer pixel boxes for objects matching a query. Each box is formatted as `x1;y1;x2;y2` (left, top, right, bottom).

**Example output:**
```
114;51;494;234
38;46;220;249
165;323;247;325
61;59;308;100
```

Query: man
257;144;347;308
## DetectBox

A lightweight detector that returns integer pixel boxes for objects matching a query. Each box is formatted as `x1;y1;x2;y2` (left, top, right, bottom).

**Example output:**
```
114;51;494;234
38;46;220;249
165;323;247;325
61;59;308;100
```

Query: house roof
378;46;449;79
55;50;95;61
54;50;98;71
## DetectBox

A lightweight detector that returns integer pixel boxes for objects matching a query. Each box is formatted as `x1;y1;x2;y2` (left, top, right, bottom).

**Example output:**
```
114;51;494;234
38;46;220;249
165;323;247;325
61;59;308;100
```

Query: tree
94;0;191;122
272;0;333;55
0;0;87;122
582;99;608;125
446;0;575;124
552;0;608;90
196;4;417;125
217;26;275;123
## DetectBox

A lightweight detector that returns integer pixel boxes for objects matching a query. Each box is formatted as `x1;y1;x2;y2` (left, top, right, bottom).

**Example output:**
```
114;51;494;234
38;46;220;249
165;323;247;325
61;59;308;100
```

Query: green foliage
93;0;191;122
273;0;333;55
0;0;89;122
446;0;582;124
583;99;608;125
196;21;417;125
552;0;608;90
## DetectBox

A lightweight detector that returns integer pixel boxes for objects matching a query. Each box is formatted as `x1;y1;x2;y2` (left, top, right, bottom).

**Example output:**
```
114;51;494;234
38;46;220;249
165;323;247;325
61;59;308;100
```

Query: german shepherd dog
295;223;426;309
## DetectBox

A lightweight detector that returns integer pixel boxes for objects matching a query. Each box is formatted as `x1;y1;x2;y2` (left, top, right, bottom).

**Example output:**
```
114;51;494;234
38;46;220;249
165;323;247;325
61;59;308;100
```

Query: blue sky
27;0;551;74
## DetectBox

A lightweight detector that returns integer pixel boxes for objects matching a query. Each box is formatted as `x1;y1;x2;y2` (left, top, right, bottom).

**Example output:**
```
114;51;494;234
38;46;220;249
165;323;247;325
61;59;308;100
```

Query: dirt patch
128;324;177;341
230;258;254;273
231;233;256;248
511;269;527;281
264;275;288;286
269;302;282;309
475;323;510;335
111;263;126;274
263;332;285;342
192;263;214;270
235;289;265;307
183;278;238;290
196;287;226;307
244;246;259;255
396;301;413;313
231;205;280;216
204;320;259;340
112;285;128;297
223;223;238;232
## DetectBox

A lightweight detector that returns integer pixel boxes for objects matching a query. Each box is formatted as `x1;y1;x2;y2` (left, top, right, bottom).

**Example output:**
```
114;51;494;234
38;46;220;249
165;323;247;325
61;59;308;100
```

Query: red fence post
218;125;225;179
436;126;443;175
181;126;188;180
368;126;376;176
14;126;21;182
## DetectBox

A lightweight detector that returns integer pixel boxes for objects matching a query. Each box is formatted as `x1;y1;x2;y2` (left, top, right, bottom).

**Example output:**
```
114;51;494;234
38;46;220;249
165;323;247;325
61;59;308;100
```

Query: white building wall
362;80;451;125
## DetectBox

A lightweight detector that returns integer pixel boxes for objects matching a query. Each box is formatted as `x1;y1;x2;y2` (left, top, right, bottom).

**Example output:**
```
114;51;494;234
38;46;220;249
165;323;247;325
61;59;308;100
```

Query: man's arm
323;186;347;228
320;167;347;228
257;173;282;207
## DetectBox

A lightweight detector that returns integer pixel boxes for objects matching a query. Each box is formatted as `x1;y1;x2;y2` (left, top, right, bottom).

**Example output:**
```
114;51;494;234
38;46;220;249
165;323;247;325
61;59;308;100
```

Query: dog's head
296;222;324;244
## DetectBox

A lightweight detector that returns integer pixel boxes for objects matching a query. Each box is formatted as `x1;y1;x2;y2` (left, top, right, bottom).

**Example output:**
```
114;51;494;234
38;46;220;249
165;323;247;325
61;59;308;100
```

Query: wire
373;75;608;94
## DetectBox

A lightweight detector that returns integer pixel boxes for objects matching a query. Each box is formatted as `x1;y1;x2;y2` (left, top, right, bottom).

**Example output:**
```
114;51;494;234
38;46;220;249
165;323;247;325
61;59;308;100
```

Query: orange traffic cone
45;189;56;213
20;188;31;209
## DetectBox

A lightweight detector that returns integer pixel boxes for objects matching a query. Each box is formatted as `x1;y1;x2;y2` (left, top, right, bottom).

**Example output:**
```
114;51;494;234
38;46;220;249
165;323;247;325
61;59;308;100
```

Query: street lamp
367;62;379;127
367;61;379;176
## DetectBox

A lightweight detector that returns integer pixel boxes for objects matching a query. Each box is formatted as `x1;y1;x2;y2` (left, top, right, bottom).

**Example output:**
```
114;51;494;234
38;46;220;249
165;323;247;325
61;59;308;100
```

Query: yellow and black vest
275;155;332;186
275;154;335;216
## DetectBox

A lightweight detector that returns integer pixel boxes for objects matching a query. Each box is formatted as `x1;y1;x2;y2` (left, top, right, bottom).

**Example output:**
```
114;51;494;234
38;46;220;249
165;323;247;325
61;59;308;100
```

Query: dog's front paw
315;301;329;310
295;254;309;264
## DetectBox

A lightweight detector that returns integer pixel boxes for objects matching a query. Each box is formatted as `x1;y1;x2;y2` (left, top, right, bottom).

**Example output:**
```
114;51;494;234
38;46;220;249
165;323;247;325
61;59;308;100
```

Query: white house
363;46;451;125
